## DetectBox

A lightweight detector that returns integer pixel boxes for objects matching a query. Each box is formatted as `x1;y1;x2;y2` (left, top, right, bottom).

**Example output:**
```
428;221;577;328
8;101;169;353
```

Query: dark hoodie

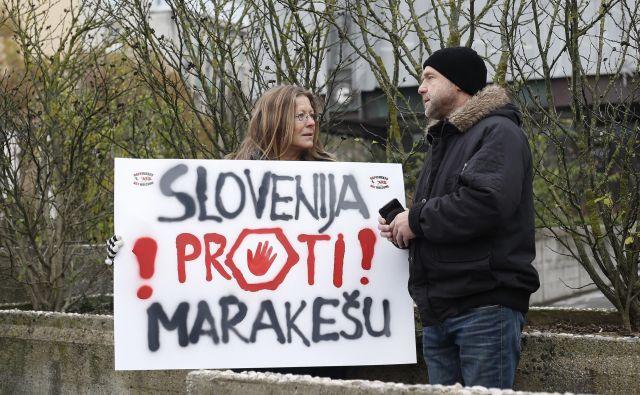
407;85;540;326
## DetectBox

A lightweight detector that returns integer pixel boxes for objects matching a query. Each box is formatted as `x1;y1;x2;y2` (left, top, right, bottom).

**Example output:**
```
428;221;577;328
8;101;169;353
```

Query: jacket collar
427;85;511;134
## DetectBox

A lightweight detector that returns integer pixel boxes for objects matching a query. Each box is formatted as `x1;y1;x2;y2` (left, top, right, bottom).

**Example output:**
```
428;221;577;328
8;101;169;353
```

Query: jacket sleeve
408;121;531;243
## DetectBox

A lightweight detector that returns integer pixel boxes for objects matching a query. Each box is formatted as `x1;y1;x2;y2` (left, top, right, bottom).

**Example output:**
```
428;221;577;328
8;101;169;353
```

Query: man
378;47;540;389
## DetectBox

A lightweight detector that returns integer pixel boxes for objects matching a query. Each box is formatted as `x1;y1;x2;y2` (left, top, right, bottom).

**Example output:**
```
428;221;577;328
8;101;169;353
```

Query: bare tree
321;0;504;189
104;0;361;159
338;0;640;330
0;0;161;310
505;0;640;331
2;0;639;329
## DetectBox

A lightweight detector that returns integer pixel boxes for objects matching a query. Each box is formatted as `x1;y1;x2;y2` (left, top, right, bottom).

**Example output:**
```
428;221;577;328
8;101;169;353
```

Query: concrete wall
517;332;640;394
1;309;639;395
0;310;187;395
530;230;598;305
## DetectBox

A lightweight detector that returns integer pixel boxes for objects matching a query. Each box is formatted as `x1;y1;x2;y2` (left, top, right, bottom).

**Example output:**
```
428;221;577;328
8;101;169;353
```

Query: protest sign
114;158;415;370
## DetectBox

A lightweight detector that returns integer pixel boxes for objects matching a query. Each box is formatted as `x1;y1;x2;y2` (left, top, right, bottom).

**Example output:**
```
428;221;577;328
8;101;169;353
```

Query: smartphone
378;198;404;224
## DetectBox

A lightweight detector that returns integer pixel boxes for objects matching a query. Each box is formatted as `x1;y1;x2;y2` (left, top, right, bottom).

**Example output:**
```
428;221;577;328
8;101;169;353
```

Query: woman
229;84;334;161
106;84;334;262
104;85;345;378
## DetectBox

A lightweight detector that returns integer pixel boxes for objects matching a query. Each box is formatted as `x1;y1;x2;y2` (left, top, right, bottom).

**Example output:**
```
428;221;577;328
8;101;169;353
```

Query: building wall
35;0;73;55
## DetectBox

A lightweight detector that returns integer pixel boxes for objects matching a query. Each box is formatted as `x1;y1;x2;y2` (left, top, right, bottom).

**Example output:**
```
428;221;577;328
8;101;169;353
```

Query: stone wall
1;308;639;395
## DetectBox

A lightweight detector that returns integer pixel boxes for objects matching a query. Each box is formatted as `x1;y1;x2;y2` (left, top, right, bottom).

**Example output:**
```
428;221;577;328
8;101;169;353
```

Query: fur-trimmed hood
427;85;515;133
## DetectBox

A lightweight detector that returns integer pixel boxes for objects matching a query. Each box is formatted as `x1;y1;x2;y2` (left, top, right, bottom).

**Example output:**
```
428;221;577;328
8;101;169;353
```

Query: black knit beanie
422;47;487;95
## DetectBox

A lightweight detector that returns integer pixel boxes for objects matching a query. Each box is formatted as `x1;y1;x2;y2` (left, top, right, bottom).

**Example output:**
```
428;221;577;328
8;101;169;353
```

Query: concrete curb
185;370;570;395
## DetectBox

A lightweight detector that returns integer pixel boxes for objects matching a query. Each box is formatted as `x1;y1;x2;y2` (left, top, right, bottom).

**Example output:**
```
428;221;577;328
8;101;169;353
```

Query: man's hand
377;215;394;242
105;235;124;266
390;211;415;248
378;210;415;249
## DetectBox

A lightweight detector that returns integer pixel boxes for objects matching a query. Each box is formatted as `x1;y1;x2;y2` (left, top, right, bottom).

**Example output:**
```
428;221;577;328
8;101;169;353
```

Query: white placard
114;158;415;370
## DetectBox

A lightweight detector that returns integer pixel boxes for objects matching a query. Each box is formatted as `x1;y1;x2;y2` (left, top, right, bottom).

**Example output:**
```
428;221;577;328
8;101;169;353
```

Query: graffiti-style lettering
285;301;310;346
319;174;337;233
189;300;220;344
158;164;195;222
312;297;340;342
364;297;391;337
333;234;345;288
340;291;363;340
297;234;331;285
270;174;294;221
132;237;158;299
220;295;250;343
295;174;319;220
244;169;270;218
176;233;231;283
156;166;370;232
203;233;231;281
336;175;369;218
176;233;201;283
215;172;245;218
250;300;285;344
358;228;377;285
146;294;392;351
147;301;189;351
319;173;327;218
176;228;377;290
196;166;222;222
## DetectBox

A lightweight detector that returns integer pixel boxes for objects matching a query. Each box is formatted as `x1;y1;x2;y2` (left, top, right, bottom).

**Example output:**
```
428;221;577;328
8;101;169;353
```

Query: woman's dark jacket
407;85;540;326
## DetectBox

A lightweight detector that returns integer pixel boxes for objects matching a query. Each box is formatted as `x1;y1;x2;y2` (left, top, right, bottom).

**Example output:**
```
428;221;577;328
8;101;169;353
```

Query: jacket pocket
435;240;489;262
429;241;497;298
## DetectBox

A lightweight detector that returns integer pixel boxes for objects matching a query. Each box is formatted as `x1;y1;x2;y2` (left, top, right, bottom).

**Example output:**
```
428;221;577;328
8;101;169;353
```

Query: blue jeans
422;305;524;389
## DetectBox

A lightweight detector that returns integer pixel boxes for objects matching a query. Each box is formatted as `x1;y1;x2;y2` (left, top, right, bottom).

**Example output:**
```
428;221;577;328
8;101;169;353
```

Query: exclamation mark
333;234;345;288
358;228;376;285
132;237;158;299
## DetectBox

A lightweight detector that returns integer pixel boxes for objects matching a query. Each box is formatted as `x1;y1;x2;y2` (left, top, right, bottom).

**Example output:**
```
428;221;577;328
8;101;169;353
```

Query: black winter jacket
407;85;540;326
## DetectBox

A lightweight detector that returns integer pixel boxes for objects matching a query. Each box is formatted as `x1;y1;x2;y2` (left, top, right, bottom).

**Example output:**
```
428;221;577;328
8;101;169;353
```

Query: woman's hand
105;235;124;266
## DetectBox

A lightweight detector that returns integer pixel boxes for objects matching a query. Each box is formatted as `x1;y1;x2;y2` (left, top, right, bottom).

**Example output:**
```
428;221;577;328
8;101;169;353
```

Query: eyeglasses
295;112;318;122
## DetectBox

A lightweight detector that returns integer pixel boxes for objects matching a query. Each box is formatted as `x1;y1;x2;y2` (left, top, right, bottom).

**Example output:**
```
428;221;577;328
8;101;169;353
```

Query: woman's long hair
230;85;335;161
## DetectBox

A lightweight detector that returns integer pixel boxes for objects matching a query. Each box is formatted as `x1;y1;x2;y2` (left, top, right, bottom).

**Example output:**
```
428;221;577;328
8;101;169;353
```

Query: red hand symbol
247;241;278;276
